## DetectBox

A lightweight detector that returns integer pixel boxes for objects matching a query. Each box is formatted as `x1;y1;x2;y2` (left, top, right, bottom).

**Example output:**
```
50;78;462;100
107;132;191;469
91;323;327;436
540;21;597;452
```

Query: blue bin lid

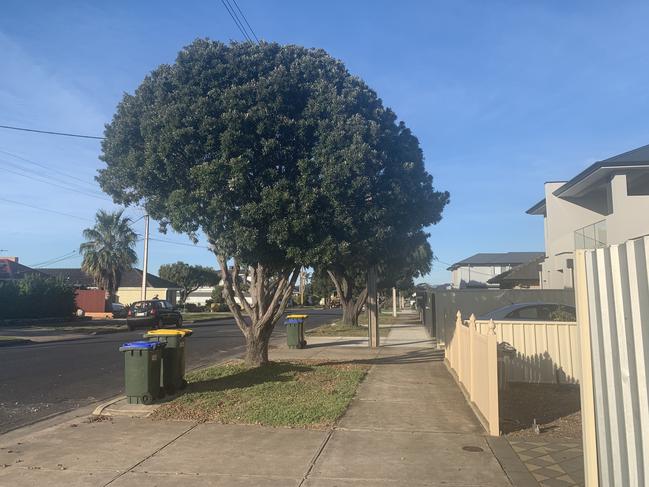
119;340;166;352
285;319;301;325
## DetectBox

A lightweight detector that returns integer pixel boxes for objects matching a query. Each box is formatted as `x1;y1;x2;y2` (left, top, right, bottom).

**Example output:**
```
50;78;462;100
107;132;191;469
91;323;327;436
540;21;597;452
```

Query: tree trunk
327;270;368;327
244;332;270;367
216;253;299;368
341;299;360;326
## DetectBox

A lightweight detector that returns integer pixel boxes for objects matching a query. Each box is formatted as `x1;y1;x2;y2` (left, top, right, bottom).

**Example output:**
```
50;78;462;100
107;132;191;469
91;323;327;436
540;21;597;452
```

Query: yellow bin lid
287;314;308;319
146;329;193;337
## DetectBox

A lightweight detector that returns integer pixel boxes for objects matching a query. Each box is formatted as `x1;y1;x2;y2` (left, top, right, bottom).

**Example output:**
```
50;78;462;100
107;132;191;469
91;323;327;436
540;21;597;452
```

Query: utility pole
367;266;379;348
141;214;149;301
392;287;397;317
299;268;306;305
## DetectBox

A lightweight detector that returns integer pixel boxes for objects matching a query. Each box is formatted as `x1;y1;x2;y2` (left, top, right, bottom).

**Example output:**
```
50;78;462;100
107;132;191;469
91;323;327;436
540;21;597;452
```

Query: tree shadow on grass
186;362;315;394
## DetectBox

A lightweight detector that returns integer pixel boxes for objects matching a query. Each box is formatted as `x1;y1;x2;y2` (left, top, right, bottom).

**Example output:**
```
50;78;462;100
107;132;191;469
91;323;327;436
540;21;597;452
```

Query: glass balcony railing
574;220;607;250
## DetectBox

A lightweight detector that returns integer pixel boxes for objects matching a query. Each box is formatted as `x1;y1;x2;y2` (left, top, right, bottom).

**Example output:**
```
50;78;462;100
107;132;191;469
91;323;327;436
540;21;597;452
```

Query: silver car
478;302;576;321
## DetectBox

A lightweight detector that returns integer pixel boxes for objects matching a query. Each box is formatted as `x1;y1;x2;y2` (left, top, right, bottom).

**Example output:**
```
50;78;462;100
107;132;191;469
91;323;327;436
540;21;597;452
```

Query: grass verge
151;360;368;428
307;321;391;337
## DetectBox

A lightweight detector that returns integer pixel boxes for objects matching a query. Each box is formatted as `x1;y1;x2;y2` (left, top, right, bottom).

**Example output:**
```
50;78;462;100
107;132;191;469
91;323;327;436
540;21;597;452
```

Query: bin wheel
141;394;152;405
181;379;188;389
127;322;135;331
175;317;182;328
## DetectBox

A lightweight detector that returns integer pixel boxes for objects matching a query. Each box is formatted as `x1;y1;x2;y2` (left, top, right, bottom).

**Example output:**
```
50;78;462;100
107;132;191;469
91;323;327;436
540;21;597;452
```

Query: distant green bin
285;314;308;349
119;341;166;404
143;329;193;394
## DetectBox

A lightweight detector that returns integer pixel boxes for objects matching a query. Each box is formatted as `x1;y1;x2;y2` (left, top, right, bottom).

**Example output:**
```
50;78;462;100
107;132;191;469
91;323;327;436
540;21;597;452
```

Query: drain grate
462;446;484;452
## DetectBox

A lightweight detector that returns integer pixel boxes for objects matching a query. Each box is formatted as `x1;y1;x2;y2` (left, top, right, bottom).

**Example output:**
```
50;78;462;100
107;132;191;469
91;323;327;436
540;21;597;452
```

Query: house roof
446;252;544;271
527;143;649;215
40;268;96;287
487;257;544;285
0;259;49;280
41;268;181;289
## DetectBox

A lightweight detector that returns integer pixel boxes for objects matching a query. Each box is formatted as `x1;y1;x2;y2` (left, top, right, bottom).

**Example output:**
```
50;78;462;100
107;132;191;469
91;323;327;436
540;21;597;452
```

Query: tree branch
327;270;344;303
217;254;248;334
231;258;254;318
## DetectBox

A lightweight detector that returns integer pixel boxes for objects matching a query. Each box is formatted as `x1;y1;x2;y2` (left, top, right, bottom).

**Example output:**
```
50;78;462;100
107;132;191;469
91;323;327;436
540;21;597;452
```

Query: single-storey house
41;268;181;305
0;257;49;281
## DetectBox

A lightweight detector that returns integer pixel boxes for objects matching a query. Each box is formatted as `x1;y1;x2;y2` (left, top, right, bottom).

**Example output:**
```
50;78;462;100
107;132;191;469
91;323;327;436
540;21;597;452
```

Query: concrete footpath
0;313;522;486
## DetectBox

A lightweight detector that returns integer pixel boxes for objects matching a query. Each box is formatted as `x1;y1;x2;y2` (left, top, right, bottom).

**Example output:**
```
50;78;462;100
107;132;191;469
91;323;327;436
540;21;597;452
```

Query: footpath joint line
102;421;200;486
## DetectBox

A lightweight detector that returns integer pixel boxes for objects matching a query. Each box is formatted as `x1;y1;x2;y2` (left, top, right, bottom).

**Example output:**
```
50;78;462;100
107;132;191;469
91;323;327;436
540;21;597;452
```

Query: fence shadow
506;350;578;385
499;381;581;434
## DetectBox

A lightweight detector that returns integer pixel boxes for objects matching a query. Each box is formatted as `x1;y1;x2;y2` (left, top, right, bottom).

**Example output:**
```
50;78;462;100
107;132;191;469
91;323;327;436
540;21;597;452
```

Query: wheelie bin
288;314;308;348
143;329;193;394
119;340;166;404
286;314;308;349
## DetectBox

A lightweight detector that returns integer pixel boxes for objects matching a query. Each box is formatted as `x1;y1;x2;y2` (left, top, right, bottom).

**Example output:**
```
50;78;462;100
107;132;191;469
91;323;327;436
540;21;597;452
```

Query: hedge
0;275;76;320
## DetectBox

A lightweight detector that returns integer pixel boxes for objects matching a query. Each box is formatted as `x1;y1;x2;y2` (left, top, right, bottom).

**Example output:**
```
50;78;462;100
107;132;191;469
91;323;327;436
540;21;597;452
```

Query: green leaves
79;209;138;299
99;40;448;274
158;261;220;303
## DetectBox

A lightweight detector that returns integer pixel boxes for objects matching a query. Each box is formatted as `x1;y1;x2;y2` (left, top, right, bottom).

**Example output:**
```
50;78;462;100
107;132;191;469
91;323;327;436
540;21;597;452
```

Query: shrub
0;275;76;320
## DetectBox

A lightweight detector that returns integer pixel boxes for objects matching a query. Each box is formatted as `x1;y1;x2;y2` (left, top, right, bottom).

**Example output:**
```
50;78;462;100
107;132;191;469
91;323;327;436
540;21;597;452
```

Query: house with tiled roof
40;268;181;305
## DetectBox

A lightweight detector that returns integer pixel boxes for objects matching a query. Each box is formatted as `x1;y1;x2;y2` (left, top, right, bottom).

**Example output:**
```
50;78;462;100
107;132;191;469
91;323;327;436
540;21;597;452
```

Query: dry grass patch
151;360;368;428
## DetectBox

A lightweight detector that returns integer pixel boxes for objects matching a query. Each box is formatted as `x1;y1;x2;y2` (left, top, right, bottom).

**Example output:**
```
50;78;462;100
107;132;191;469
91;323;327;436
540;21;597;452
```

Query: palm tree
80;209;138;302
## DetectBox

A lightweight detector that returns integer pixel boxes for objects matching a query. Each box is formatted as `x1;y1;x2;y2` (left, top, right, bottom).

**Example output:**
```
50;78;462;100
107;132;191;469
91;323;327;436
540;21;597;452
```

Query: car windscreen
131;302;154;312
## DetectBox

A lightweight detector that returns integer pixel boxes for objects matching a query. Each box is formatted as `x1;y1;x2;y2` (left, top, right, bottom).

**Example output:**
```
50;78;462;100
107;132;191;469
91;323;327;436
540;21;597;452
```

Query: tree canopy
158;261;219;304
79;209;138;301
98;40;448;365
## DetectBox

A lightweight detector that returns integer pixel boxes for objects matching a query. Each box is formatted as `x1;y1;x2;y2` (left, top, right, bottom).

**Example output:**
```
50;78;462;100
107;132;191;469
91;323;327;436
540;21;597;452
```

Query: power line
29;250;79;268
0;197;92;222
0;163;110;201
231;0;259;42
149;236;211;250
221;0;252;42
0;148;99;188
0;124;104;140
0;157;107;199
35;254;83;268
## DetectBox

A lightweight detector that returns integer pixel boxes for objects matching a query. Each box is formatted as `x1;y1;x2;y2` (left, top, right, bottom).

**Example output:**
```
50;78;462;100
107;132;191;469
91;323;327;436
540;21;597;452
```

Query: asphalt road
0;309;341;434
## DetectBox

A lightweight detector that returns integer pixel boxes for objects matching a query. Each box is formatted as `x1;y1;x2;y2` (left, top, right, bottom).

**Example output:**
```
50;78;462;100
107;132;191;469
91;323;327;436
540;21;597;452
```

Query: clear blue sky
2;1;649;283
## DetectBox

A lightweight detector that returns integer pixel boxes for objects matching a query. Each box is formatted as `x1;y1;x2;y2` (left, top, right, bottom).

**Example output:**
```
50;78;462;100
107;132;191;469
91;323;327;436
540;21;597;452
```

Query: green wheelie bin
287;314;308;348
119;340;166;404
143;329;193;394
285;318;301;349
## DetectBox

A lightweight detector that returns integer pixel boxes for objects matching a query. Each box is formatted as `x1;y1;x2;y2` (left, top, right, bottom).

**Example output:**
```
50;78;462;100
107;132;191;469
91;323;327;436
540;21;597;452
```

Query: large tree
79;209;138;302
158;261;219;304
98;40;447;366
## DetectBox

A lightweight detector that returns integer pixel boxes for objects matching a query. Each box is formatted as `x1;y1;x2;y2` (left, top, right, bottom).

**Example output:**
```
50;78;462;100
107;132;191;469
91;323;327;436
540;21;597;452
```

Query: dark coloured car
110;302;128;319
126;300;183;331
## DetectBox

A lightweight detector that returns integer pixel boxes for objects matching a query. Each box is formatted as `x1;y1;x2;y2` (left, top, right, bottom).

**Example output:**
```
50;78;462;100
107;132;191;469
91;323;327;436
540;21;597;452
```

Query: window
574;220;607;250
506;306;539;319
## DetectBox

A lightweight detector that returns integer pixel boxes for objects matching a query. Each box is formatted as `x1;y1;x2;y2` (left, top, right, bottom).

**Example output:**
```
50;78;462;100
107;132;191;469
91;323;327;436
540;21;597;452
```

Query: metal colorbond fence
475;319;580;384
575;236;649;487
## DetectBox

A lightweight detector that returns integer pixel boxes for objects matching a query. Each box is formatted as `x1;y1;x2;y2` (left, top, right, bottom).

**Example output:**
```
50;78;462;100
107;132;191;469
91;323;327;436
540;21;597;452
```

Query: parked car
478;302;576;321
110;302;128;319
126;300;183;331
